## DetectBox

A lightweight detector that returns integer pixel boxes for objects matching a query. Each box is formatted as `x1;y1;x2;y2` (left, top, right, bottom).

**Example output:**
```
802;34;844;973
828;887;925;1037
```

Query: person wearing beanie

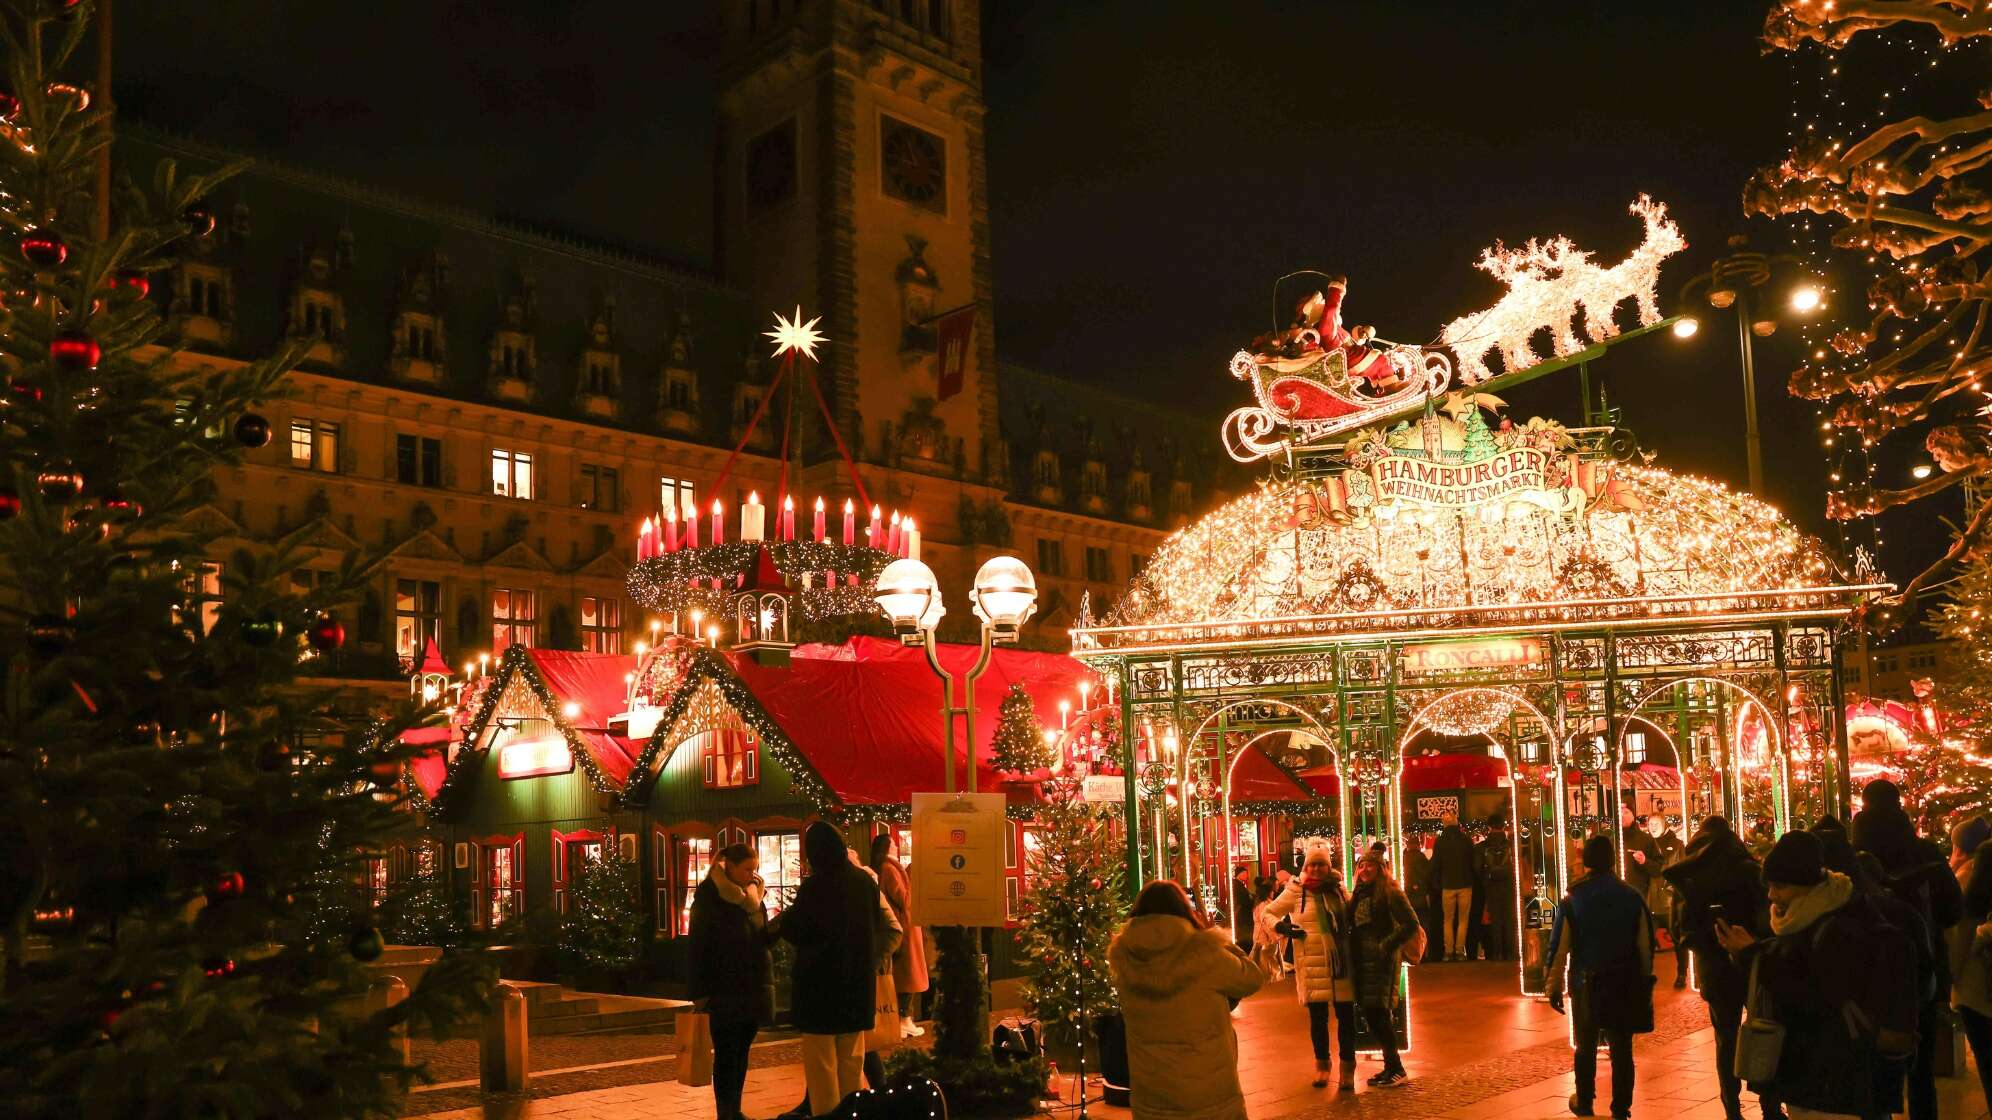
1264;846;1357;1089
1547;835;1655;1119
1664;816;1775;1120
1851;780;1961;1120
770;821;886;1116
1717;829;1897;1120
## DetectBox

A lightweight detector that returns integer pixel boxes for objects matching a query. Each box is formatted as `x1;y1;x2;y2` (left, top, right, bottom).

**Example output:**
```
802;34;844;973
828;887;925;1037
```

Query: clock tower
716;1;997;482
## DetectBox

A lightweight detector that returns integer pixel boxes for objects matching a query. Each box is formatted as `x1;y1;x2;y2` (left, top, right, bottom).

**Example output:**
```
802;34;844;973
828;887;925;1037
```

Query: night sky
112;1;1942;580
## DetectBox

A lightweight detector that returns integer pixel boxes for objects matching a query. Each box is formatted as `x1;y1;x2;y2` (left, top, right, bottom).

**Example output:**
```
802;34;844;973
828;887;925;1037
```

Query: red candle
782;495;796;541
638;517;654;560
868;504;882;549
663;505;679;552
842;499;855;546
710;498;725;546
684;501;698;549
887;511;901;556
813;496;827;542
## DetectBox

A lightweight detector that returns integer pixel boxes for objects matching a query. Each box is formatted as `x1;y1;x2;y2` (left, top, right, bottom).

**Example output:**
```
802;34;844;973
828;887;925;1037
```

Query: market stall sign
1416;795;1460;820
910;792;1007;927
1402;637;1547;675
1371;446;1552;508
496;736;574;780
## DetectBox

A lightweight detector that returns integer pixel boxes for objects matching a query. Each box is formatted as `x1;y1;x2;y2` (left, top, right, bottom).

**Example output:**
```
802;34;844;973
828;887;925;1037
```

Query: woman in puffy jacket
1108;879;1265;1120
1261;845;1357;1090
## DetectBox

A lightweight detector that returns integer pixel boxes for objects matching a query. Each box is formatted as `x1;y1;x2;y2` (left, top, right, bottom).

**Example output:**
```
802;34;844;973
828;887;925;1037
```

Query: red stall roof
727;636;1092;806
526;649;643;786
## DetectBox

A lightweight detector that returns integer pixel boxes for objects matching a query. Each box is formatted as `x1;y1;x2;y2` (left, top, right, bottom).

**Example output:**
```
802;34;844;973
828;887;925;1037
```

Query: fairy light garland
1109;461;1837;632
625;540;896;619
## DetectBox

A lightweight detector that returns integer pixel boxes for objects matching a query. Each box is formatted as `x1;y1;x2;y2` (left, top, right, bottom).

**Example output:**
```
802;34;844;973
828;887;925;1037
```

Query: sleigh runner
1224;344;1453;463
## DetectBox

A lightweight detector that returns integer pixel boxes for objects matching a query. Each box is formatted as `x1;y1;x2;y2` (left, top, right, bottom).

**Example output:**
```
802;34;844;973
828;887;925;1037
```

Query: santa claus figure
1255;277;1406;421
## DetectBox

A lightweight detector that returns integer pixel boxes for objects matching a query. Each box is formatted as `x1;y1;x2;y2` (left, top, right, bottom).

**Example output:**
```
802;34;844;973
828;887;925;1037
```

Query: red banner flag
935;305;976;401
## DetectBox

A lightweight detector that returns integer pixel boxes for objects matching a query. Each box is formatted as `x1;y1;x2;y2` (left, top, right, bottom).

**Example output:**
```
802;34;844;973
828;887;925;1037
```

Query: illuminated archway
1620;676;1787;839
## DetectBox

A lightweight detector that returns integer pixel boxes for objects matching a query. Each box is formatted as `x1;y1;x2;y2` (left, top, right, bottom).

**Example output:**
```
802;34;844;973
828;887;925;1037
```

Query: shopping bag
676;1010;714;1087
865;972;899;1053
1733;958;1785;1083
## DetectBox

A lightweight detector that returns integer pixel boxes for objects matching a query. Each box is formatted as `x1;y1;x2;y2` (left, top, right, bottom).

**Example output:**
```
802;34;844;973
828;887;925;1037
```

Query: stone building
136;0;1225;703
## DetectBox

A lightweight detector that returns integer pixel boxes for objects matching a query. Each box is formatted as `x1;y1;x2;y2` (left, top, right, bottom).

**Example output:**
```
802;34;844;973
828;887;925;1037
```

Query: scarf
1768;870;1852;936
707;863;767;929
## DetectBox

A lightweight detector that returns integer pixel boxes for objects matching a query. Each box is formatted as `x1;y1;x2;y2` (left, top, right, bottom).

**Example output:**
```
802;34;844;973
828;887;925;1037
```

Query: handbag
865;971;899;1053
675;1009;714;1087
1733;955;1786;1083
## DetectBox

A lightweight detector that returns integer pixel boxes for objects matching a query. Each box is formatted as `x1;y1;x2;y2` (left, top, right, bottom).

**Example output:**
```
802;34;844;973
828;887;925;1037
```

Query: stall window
477;836;525;928
699;726;760;789
554;831;605;913
756;831;803;913
676;836;712;935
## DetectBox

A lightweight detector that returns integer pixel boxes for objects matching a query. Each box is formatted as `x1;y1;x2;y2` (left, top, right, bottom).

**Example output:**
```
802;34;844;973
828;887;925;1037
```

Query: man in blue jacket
1548;835;1656;1120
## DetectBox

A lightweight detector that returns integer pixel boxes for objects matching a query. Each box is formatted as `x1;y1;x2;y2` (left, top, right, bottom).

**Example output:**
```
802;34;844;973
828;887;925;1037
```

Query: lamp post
874;555;1038;1066
1673;235;1825;495
875;555;1039;794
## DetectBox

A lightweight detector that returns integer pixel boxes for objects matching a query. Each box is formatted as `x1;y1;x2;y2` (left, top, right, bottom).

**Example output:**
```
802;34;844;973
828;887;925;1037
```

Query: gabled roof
428;645;644;811
723;636;1091;808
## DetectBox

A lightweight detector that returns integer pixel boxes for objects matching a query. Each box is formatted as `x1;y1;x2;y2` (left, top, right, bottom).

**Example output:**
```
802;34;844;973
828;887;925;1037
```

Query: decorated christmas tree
990;681;1053;773
0;5;489;1112
1016;795;1127;1039
560;842;645;978
1460;406;1497;461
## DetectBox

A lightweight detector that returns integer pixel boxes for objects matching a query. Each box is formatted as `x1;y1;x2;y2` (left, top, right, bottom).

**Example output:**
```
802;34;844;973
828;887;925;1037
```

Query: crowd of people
681;781;1992;1120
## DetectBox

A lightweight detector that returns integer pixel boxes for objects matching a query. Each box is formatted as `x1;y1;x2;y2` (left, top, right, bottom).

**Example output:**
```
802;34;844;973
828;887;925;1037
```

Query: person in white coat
1108;879;1265;1120
1262;845;1358;1090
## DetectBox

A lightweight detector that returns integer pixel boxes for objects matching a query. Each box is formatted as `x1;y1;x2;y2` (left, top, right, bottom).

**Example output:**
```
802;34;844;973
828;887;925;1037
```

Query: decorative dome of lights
1104;458;1841;638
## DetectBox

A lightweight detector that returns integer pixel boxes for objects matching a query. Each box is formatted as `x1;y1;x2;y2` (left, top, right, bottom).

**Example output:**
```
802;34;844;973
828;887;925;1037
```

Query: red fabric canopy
1298;764;1339;798
525;649;643;786
400;724;454;799
1227;747;1315;801
728;636;1094;806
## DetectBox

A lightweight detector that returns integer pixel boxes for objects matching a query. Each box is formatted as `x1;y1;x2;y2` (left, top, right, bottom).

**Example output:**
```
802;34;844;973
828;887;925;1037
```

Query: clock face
881;117;945;213
747;121;796;212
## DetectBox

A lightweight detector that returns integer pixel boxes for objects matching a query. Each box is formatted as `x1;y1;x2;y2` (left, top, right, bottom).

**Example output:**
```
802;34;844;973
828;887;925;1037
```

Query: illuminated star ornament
766;306;826;361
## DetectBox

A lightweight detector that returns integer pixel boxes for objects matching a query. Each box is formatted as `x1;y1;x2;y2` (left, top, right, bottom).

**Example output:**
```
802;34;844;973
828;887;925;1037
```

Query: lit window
492;448;534;500
481;840;523;928
699;725;760;789
396;579;441;661
756;831;802;912
558;835;604;913
493;588;536;651
676;837;711;935
660;476;696;517
290;418;340;472
581;596;622;653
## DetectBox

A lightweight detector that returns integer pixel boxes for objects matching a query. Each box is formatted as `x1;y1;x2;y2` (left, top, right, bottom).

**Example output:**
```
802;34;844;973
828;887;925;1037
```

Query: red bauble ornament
101;486;139;517
8;376;41;403
111;270;150;299
36;463;83;502
202;958;237;979
211;871;247;900
0;91;19;121
20;228;66;268
1089;878;1103;890
233;413;272;448
43;82;89;111
0;487;19;520
306;614;346;653
183;204;216;239
49;330;100;371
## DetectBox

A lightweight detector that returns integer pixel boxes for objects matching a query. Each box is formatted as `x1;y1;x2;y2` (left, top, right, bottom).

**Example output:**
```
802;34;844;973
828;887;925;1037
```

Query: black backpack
1820;893;1923;1062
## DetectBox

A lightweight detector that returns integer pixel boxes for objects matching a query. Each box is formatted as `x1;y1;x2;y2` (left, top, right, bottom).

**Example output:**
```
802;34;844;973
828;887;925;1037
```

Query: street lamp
1673;235;1825;494
874;555;1038;794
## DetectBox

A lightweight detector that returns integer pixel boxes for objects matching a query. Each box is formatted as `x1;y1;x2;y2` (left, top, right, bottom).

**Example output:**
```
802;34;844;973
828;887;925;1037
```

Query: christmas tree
560;842;645;978
1016;795;1127;1040
1460;407;1497;462
0;5;489;1113
990;681;1053;773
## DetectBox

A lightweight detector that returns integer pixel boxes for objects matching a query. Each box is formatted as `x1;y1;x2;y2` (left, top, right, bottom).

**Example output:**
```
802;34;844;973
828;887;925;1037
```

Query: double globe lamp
873;554;1038;794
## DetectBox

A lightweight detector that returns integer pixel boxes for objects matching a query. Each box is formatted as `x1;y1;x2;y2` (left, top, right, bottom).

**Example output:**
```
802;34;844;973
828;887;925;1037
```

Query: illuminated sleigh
1223;345;1451;463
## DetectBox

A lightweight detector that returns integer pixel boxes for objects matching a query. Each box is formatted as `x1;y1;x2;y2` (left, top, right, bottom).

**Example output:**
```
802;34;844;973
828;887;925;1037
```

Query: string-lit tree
560;843;645;980
0;3;489;1113
1016;794;1126;1046
990;682;1053;774
1751;1;1992;609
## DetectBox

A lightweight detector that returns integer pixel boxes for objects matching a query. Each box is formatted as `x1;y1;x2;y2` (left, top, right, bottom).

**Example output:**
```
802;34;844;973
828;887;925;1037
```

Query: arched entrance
1399;688;1560;994
1621;677;1789;847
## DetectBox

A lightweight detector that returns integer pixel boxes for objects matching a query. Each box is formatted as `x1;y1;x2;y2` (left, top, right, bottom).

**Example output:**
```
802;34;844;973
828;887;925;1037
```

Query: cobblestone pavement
406;962;1992;1120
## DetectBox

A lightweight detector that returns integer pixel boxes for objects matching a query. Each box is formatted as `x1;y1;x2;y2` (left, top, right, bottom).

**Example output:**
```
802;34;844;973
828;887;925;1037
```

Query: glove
1547;989;1564;1015
1274;918;1305;941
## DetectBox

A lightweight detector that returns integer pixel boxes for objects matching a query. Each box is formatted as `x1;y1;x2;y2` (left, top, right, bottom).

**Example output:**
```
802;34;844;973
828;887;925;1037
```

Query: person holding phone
1663;816;1775;1120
